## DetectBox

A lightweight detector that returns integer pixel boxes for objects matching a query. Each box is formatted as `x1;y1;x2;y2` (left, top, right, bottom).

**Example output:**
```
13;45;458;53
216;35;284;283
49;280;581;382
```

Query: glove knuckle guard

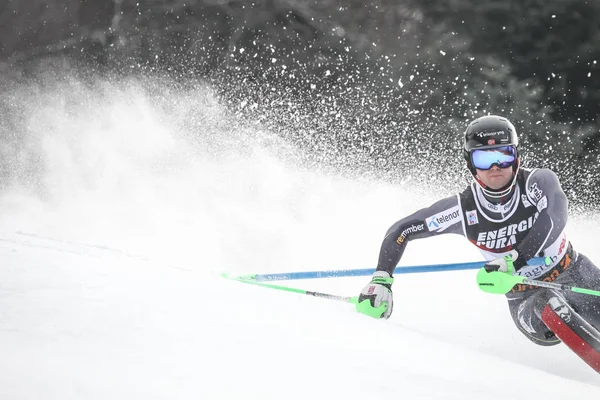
358;279;394;319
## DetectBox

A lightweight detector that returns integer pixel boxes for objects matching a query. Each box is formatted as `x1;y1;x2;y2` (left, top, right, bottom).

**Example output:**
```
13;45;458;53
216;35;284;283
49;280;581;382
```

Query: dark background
1;0;599;207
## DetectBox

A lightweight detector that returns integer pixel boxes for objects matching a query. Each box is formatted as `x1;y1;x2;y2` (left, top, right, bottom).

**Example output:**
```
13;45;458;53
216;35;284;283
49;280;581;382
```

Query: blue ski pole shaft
248;257;549;282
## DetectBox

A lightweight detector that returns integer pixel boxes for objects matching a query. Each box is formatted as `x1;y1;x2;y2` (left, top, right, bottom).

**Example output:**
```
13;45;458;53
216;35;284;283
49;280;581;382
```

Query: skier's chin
486;177;512;190
477;170;513;189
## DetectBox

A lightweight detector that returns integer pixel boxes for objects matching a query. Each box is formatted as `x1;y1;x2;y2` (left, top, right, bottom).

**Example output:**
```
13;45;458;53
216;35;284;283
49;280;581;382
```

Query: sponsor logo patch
521;195;533;208
467;210;479;225
476;212;539;250
530;182;543;201
517;301;537;334
483;200;513;213
476;131;504;137
426;206;461;232
396;223;425;244
549;297;572;323
537;195;548;212
519;265;549;279
558;233;567;255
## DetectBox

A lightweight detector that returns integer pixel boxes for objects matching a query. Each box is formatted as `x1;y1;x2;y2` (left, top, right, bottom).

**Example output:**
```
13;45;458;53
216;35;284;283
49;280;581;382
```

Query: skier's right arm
375;195;463;276
357;195;463;318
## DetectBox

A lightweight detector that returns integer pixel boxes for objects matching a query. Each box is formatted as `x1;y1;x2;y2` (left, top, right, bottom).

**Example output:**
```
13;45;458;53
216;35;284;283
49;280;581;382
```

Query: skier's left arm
513;168;568;268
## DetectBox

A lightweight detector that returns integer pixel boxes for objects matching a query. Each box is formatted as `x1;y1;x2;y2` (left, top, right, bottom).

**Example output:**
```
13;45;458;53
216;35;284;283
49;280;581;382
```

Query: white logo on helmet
476;131;505;137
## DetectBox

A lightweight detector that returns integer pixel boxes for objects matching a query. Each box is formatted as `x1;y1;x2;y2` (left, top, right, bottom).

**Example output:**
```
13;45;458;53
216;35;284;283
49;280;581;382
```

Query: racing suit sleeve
515;168;569;262
376;195;465;275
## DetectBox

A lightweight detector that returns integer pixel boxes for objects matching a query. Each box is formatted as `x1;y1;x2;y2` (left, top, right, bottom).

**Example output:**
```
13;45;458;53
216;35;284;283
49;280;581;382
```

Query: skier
357;115;600;371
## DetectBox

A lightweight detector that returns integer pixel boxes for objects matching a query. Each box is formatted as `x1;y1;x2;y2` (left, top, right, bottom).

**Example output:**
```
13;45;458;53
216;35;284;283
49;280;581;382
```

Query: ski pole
477;269;600;297
221;273;359;304
245;257;549;281
522;279;600;297
222;272;387;318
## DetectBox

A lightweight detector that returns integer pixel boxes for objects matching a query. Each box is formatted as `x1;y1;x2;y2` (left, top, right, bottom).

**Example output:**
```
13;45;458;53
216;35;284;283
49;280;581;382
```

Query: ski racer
357;115;600;371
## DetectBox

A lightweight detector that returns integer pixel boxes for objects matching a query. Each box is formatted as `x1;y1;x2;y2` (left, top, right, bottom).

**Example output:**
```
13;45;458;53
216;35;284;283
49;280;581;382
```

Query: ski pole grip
528;256;551;266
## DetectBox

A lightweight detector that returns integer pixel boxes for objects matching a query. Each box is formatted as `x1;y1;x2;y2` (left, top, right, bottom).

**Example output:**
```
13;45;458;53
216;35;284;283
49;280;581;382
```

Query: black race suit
377;168;600;345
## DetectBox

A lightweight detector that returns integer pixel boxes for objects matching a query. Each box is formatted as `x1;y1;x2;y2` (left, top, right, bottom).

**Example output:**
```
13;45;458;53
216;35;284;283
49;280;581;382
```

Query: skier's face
476;164;513;189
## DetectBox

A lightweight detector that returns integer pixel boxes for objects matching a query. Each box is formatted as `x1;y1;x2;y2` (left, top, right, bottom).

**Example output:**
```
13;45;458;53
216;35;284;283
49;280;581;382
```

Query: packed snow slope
0;78;599;399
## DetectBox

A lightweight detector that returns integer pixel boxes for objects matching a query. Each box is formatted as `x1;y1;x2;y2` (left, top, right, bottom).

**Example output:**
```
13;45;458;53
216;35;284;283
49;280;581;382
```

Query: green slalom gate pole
476;269;600;297
221;273;389;318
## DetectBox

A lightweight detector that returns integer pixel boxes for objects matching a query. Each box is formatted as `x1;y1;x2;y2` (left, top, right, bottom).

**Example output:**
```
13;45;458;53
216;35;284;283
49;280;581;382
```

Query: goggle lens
471;146;517;170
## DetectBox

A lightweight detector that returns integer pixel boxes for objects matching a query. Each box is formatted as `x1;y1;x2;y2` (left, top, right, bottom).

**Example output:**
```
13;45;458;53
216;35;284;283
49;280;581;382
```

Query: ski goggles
470;146;517;170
